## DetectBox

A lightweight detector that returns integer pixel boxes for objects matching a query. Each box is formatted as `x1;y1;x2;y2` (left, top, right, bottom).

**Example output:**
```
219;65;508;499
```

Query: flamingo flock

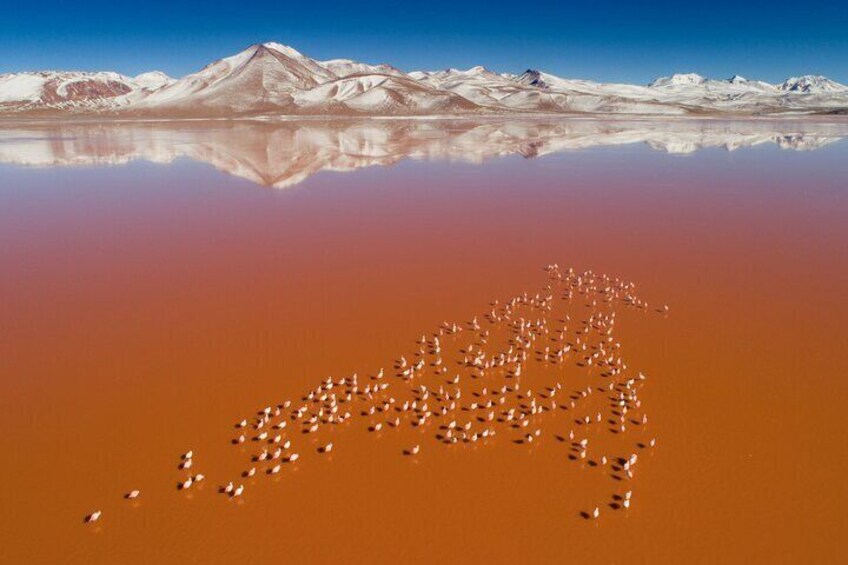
85;264;663;525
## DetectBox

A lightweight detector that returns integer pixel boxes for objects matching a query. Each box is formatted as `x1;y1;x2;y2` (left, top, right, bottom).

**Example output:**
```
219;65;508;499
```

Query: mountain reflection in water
0;118;846;188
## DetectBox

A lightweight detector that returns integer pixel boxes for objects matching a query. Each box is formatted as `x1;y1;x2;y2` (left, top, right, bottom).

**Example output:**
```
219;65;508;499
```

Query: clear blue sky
1;0;846;84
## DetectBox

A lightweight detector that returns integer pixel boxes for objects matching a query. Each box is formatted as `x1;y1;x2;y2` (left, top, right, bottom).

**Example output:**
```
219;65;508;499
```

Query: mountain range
1;42;847;117
2;119;844;188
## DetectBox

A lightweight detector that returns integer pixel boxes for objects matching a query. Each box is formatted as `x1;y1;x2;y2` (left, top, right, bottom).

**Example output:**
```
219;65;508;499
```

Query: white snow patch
0;74;45;103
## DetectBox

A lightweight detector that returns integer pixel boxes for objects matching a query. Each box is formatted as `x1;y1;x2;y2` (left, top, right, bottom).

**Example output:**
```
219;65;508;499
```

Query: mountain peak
649;73;706;87
779;75;847;93
261;42;306;59
517;69;545;87
439;65;491;76
132;71;174;91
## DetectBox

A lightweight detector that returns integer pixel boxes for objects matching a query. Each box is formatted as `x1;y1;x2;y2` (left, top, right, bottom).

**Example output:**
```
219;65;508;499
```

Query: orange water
1;121;847;563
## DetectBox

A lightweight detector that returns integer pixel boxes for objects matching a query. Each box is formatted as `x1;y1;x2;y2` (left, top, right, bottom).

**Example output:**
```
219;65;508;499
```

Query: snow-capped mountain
291;73;479;114
410;67;684;114
131;71;176;91
128;43;336;115
319;58;405;78
0;70;174;112
0;42;846;117
778;75;848;93
125;43;478;116
649;73;708;87
411;66;547;109
641;73;848;113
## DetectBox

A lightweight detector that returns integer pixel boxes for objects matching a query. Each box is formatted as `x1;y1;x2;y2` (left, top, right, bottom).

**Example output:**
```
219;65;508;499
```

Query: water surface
1;118;847;564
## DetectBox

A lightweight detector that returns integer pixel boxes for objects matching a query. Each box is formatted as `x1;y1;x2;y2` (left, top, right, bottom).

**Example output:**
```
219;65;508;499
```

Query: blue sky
1;0;846;84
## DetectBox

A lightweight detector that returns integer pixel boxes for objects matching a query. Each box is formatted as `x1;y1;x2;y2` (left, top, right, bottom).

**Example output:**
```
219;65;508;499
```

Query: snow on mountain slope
640;73;848;113
498;88;685;115
517;70;656;98
132;71;175;91
418;68;681;114
130;43;340;115
509;69;675;115
412;66;501;85
294;73;482;114
130;44;484;117
410;66;532;108
0;70;174;112
262;42;339;82
649;73;707;87
1;41;847;117
0;74;45;104
507;69;847;114
726;75;776;91
779;75;847;93
648;73;779;95
0;71;134;110
319;59;406;78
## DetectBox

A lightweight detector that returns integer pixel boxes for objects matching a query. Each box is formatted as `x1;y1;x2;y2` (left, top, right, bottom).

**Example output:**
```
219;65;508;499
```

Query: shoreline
2;112;848;127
